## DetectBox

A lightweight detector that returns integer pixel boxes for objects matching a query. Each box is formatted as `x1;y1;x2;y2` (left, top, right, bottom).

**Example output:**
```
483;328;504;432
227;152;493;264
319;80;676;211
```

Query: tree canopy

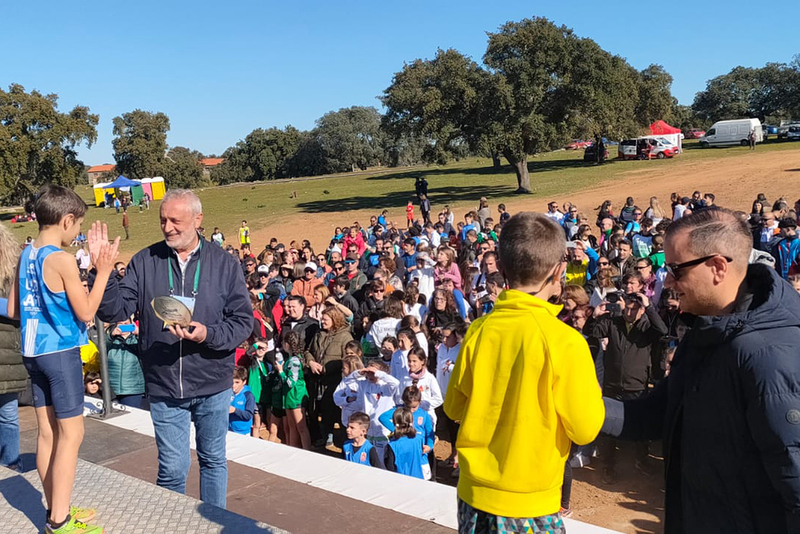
0;84;98;204
692;59;800;123
112;109;170;180
383;17;673;193
163;146;206;189
211;126;301;184
316;106;384;172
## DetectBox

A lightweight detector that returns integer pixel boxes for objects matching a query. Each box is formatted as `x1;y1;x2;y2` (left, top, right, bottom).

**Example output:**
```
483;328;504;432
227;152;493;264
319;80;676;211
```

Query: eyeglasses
373;289;385;294
334;265;345;271
598;261;610;266
345;260;356;265
305;269;316;273
665;254;732;280
259;274;269;278
634;212;642;216
635;265;649;271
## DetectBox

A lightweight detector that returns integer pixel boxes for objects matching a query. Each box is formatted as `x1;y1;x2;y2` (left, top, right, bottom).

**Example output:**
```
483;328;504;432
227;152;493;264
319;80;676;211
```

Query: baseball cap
681;197;691;204
257;265;270;274
346;253;359;262
304;262;318;272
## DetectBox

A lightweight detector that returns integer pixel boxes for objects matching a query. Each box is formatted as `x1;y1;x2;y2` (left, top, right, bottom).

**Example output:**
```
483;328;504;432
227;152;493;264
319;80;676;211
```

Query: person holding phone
584;291;668;484
106;318;147;409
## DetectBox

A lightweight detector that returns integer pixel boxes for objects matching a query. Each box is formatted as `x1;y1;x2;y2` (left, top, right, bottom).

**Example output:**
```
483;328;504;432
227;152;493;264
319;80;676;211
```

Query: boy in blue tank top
8;185;120;534
342;412;380;467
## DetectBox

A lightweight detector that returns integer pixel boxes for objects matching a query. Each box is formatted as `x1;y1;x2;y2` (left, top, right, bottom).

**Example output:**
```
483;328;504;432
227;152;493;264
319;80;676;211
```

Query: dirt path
250;148;800;253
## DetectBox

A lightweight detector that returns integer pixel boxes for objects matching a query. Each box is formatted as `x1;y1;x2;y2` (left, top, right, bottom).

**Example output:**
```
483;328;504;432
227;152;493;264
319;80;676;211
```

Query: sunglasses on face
665;254;732;280
598;261;609;266
334;265;344;271
635;266;649;270
345;260;356;265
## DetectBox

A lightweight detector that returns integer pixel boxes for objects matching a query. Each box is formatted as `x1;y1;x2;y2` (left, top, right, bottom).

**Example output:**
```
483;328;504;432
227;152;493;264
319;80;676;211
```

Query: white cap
304;262;318;272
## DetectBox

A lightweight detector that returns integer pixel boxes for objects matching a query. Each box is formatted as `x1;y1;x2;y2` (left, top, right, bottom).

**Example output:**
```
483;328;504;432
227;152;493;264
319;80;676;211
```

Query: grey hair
665;208;752;268
161;189;202;215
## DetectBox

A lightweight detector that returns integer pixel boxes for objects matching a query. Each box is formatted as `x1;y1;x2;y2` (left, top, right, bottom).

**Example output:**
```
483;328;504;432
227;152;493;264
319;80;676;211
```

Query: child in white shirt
390;329;418;381
396;347;443;427
334;362;399;466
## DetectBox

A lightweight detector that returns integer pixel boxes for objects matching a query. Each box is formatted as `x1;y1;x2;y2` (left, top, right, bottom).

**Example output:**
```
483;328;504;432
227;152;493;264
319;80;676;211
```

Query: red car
684;128;706;139
566;140;592;150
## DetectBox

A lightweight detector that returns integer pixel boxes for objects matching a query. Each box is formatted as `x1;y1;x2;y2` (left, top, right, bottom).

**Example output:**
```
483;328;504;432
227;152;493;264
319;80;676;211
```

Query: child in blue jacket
380;386;433;480
229;366;256;435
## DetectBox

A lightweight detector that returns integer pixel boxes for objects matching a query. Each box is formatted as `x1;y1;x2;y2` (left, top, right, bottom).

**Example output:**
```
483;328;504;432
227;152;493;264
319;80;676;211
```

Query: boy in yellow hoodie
445;212;604;534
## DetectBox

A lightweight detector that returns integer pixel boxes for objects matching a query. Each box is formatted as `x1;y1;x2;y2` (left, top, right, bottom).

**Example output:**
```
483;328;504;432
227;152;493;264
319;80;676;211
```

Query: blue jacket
229;385;255;434
604;265;800;533
387;435;424;479
379;406;434;464
343;439;375;466
772;236;800;279
93;238;253;399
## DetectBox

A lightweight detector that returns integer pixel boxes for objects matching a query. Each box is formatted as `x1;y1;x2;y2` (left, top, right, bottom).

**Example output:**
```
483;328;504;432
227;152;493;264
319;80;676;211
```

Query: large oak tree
0;84;98;204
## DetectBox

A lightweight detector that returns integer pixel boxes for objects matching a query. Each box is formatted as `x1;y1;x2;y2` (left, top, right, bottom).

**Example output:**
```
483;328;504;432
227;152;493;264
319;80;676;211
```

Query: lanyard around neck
168;239;203;297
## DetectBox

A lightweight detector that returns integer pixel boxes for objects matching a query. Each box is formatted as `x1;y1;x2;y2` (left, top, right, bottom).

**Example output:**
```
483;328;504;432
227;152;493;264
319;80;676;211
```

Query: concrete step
0;459;286;533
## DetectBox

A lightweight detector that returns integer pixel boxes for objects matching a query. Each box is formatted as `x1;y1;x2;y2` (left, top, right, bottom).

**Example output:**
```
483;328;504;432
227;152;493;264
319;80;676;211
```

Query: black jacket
281;314;319;352
604;265;800;533
0;317;26;395
585;303;667;391
94;238;253;399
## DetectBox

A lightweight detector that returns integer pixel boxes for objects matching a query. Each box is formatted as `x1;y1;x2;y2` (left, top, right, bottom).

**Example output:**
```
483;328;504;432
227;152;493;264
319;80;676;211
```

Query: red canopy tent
649;120;682;135
648;120;683;153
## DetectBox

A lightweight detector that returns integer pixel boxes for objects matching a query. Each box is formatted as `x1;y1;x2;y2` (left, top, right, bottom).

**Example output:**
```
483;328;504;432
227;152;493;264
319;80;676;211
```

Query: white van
699;118;763;147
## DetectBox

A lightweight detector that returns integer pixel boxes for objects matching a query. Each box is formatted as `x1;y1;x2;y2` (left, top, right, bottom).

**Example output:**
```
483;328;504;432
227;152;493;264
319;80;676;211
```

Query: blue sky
3;1;797;165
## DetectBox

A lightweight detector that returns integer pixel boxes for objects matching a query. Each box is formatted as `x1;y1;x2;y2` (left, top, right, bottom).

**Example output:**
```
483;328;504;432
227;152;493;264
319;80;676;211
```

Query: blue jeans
150;389;230;508
0;392;20;468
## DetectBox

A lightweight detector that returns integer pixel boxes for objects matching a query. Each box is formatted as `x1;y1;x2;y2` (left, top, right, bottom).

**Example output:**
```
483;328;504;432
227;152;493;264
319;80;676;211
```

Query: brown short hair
499;212;566;288
34;185;87;227
665;208;752;270
564;284;589;306
233;366;248;381
348;412;370;429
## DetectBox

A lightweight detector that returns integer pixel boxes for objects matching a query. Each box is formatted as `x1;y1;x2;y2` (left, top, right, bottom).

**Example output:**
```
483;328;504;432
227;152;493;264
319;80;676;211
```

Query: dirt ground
250;147;800;253
254;147;796;533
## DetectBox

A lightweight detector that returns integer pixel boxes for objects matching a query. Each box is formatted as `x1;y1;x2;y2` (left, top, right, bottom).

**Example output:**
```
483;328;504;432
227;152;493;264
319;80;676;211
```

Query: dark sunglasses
334;265;345;271
635;266;649;270
665;255;732;280
598;261;610;266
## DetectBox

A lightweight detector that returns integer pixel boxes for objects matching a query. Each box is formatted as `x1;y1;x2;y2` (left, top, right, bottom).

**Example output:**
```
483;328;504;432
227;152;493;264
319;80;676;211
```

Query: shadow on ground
297;184;518;214
365;158;599;182
0;474;46;529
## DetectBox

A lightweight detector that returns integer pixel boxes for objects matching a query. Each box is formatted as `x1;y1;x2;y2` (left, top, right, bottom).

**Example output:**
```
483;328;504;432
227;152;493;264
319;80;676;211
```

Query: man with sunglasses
602;208;800;533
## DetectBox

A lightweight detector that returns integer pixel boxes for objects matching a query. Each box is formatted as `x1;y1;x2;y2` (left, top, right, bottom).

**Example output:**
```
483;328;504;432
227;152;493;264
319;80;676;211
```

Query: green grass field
6;139;800;256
